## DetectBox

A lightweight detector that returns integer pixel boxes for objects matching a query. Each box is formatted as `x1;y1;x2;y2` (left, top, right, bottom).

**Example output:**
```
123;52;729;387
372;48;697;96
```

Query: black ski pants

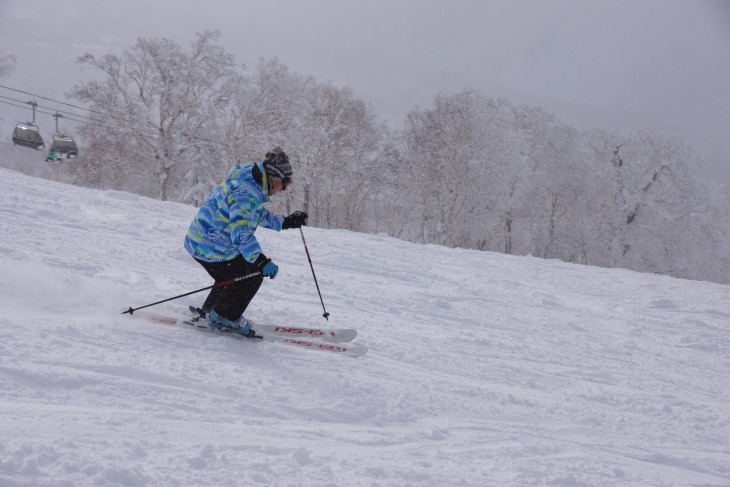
195;255;263;322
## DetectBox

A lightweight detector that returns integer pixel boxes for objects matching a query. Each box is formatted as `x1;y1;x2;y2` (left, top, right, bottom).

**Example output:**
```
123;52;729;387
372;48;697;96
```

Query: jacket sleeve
227;186;265;263
258;208;284;231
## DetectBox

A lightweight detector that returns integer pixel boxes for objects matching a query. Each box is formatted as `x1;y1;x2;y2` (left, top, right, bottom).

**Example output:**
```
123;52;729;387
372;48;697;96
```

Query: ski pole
299;227;330;320
122;271;261;315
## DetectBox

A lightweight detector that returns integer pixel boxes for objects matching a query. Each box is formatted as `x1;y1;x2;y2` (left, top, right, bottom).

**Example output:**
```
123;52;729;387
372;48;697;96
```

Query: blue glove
261;259;278;279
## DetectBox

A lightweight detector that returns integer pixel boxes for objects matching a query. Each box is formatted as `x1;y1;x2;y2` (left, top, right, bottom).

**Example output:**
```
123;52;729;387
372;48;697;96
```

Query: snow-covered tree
399;89;491;246
0;55;16;127
393;87;725;283
70;30;242;200
293;82;386;230
0;54;15;78
58;34;728;285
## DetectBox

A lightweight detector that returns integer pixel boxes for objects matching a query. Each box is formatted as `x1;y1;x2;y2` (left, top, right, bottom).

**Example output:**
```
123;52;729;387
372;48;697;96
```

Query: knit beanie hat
263;147;292;182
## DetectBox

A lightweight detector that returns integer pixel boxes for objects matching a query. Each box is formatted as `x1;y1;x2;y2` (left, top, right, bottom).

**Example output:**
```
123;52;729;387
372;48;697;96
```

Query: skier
45;149;60;162
183;147;308;334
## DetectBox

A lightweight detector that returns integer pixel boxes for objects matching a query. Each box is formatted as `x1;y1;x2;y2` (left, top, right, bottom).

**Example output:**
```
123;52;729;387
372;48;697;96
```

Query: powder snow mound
1;167;729;486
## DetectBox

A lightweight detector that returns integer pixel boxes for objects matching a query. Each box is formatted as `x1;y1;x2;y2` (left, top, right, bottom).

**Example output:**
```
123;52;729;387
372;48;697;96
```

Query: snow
1;166;729;487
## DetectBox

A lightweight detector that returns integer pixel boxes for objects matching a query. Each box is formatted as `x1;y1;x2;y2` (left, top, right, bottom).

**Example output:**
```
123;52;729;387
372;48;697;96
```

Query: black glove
282;211;308;230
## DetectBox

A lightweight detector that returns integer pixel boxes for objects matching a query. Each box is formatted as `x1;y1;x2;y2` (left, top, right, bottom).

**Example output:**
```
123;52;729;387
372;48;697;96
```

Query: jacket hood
226;163;250;181
226;162;268;201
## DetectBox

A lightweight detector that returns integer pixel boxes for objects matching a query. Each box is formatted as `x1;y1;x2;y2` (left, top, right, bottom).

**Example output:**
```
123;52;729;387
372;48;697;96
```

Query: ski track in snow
1;167;729;486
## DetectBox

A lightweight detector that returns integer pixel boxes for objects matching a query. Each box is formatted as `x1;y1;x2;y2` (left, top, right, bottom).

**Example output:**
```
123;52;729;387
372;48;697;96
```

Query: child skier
183;147;308;334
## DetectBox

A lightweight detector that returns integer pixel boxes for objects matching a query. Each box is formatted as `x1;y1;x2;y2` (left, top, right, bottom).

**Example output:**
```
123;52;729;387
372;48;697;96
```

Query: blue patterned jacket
184;162;283;263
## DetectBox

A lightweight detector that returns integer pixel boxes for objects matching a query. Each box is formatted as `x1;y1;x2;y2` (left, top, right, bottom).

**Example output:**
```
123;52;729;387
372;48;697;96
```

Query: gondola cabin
49;135;78;158
12;122;45;150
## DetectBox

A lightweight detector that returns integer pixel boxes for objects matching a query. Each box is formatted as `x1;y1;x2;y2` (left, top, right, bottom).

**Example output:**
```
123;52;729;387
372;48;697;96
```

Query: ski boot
207;310;257;337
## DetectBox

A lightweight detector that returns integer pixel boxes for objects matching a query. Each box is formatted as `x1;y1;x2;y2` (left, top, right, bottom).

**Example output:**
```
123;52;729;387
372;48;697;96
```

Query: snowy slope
1;166;729;487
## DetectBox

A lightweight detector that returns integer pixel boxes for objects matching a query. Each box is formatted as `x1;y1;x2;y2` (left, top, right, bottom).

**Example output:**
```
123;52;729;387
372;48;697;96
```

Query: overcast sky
2;0;729;182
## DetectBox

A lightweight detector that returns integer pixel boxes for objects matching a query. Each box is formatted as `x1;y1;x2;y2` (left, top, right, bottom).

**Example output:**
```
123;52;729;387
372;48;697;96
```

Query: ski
128;311;367;357
186;306;357;343
253;334;368;357
251;324;356;343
